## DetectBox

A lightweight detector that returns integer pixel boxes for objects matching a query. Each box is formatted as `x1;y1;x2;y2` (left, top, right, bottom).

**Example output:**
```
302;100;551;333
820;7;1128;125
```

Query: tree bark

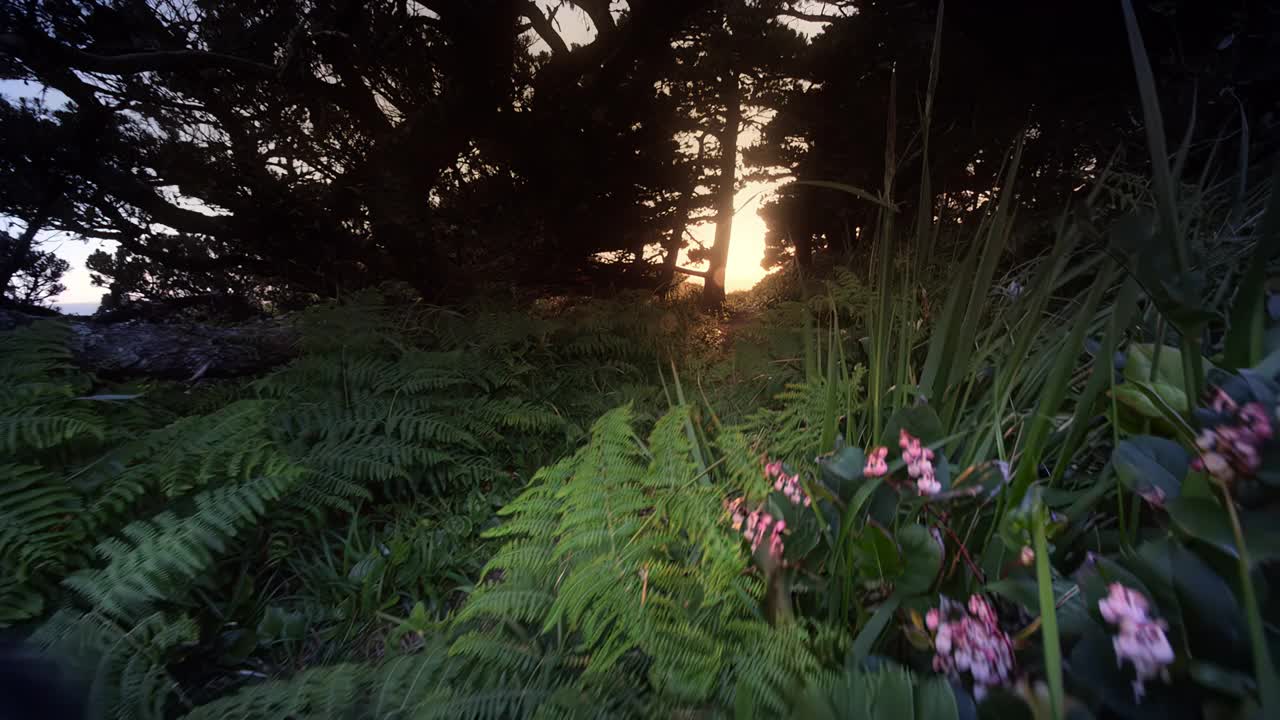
0;309;299;380
702;67;740;310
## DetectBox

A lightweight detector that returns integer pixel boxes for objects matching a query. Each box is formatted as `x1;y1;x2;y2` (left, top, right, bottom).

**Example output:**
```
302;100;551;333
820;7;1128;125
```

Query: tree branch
522;1;569;55
0;32;280;78
93;168;233;237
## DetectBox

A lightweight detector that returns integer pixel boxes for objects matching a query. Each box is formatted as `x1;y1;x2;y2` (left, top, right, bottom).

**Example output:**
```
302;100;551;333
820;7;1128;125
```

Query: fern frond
67;473;298;622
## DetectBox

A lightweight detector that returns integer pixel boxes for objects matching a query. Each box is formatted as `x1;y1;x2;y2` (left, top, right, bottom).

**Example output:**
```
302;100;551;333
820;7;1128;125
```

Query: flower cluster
1098;583;1174;701
765;459;811;507
723;460;814;563
1191;388;1275;484
925;594;1015;698
900;429;941;496
726;497;786;559
863;446;888;477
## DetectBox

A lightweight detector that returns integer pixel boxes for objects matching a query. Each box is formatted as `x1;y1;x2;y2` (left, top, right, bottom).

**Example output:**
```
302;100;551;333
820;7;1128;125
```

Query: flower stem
1033;509;1064;720
1221;485;1280;714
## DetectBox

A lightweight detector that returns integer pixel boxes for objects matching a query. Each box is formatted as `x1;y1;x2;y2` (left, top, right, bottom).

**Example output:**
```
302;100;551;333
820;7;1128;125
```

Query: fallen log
0;308;299;380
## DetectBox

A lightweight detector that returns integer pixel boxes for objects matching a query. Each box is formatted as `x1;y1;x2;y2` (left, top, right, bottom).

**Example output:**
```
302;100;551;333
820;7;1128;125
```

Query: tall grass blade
1121;0;1183;269
1223;158;1280;369
1049;275;1139;485
1009;257;1114;508
1033;507;1064;720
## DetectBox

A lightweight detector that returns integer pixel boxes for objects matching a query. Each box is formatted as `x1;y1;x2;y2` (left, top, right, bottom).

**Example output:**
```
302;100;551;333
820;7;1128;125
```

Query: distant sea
56;302;100;316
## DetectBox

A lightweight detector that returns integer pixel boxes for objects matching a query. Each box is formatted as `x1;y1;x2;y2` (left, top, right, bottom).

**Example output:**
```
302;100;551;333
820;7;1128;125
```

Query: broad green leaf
1124;344;1187;388
1112;436;1189;507
1111;381;1187;417
1188;660;1255;699
1167;498;1280;564
987;575;1090;639
1167;497;1236;558
914;675;959;720
1168;542;1248;661
820;445;867;504
853;523;903;585
896;524;942;596
881;405;945;447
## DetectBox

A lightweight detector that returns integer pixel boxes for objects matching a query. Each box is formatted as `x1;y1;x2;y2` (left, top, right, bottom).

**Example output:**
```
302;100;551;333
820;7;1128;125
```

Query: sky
4;2;834;312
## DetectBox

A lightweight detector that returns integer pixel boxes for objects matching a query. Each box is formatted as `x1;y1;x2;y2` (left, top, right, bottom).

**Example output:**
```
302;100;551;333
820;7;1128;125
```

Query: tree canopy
1;0;1276;310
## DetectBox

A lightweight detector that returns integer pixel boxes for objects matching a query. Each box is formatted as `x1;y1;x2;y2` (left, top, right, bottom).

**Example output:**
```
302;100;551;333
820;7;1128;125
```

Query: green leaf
896;524;942;596
1223;158;1280;370
914;675;959;720
882;405;945;447
1125;344;1187;388
1112;436;1189;508
791;179;898;211
987;576;1090;639
853;522;904;585
952;460;1010;500
1188;660;1255;699
1111;381;1188;417
1172;497;1280;563
820;446;868;504
850;594;901;663
869;667;915;720
1168;542;1248;661
1167;497;1237;558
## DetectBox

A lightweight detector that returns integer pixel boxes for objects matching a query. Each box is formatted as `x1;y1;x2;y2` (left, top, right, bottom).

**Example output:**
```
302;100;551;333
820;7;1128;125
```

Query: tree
0;0;713;306
749;0;1280;272
659;0;805;308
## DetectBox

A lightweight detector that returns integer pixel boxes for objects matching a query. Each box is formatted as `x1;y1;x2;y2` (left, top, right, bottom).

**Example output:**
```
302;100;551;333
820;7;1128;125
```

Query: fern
788;661;961;720
451;404;818;713
2;295;689;716
31;609;199;720
181;642;455;720
66;472;299;623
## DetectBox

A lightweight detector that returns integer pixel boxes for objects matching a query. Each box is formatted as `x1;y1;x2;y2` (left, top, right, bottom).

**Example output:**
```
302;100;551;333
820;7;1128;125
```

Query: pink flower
769;467;812;508
1098;583;1173;701
1210;388;1238;413
1020;546;1035;566
864;446;889;477
1195;394;1276;485
926;595;1015;698
898;430;941;496
1098;582;1149;625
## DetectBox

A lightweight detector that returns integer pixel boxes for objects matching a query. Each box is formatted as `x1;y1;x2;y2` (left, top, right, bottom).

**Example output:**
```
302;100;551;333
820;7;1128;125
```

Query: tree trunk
702;67;740;310
0;190;60;300
657;190;696;292
0;309;298;380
